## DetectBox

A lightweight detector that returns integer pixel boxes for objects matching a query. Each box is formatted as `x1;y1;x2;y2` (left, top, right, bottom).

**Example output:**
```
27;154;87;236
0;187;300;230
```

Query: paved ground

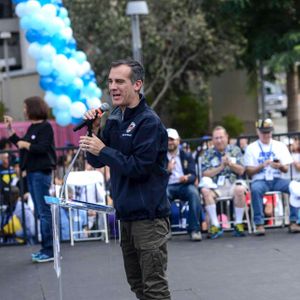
1;228;300;300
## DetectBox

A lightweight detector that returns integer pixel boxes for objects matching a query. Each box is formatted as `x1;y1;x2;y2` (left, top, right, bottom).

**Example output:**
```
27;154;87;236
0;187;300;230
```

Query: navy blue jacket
168;150;197;185
87;96;170;221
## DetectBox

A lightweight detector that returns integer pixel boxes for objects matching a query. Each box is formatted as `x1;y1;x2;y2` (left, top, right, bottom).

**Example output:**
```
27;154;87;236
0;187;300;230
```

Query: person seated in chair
244;118;300;235
200;126;247;239
166;128;202;241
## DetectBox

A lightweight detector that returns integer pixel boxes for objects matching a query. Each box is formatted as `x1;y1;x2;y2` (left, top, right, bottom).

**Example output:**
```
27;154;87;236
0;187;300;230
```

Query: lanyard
257;141;273;160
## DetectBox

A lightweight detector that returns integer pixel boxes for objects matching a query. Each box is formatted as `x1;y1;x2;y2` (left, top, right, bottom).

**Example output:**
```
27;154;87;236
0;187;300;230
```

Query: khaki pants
120;218;171;300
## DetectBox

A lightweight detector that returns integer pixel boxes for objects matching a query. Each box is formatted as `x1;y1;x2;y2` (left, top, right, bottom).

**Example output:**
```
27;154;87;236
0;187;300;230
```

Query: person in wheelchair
166;128;203;241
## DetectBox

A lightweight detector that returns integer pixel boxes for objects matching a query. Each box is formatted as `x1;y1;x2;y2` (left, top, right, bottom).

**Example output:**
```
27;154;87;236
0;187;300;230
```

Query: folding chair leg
244;205;252;234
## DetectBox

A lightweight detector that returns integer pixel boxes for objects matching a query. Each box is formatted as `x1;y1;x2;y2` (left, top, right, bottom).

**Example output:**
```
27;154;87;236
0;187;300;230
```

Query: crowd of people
170;118;300;240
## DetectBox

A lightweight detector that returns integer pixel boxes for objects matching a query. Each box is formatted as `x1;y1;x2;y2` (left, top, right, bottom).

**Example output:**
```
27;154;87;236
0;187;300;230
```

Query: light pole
0;31;12;114
126;1;149;64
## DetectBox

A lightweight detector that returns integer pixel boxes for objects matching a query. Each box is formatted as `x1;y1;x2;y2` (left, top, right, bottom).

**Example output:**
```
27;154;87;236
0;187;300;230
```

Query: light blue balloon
63;17;71;27
56;110;72;127
29;14;46;32
58;67;76;85
58;7;68;18
20;16;31;30
73;51;87;64
37;60;53;76
94;87;102;99
56;95;72;110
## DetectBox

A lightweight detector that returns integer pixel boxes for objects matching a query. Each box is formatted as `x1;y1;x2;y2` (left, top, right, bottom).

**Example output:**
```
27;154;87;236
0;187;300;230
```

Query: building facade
0;1;43;120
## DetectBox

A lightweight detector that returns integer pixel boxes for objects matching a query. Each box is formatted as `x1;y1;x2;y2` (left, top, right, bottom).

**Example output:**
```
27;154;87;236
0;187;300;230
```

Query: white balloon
60;27;73;41
77;61;91;77
45;91;58;108
15;3;27;18
44;17;65;36
52;54;68;71
40;44;57;61
25;1;41;16
70;101;87;118
56;95;72;111
28;42;42;60
73;77;84;90
86;98;101;109
40;4;57;19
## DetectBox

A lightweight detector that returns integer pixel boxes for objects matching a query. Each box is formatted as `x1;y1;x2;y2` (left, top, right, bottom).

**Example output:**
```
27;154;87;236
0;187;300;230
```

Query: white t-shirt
244;139;293;181
291;152;300;180
167;151;184;185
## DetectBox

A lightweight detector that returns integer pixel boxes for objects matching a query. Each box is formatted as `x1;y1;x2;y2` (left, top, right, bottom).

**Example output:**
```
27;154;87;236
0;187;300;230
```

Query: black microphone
73;102;110;132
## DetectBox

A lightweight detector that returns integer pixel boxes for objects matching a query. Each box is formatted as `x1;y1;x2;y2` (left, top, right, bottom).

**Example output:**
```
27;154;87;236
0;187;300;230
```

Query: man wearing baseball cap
244;118;300;235
166;128;203;241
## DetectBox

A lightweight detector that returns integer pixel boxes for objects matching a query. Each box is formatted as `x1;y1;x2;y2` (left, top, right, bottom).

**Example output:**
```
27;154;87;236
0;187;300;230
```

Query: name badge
265;166;273;181
217;175;226;186
230;157;236;164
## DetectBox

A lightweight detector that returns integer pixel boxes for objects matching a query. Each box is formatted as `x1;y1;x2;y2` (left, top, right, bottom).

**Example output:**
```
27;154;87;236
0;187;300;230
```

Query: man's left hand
79;134;106;155
17;141;30;150
179;175;189;183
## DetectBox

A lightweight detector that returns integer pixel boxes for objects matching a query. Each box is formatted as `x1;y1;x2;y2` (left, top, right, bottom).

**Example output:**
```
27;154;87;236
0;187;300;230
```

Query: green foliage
221;114;244;138
170;92;209;139
64;0;242;110
204;0;300;71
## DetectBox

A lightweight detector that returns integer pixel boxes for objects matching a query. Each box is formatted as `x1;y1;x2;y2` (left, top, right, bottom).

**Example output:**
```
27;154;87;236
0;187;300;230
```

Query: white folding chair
65;171;109;245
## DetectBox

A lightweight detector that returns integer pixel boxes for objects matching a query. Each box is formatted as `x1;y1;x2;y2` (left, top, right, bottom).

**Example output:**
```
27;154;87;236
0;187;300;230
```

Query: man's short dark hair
110;59;145;84
24;96;49;120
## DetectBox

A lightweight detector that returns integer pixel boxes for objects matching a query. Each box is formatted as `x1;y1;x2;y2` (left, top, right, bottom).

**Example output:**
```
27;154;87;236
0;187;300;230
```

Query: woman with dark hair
4;96;56;263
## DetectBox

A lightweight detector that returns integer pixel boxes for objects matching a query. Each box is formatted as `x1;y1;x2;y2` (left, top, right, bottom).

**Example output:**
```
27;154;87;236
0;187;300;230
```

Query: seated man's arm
270;161;289;173
202;164;224;178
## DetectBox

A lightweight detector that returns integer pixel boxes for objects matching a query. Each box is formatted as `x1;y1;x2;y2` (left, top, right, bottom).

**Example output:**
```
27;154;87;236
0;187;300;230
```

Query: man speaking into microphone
79;59;171;300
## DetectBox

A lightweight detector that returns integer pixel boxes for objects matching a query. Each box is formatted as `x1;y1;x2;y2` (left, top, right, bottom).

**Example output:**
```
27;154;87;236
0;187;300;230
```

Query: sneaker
32;253;54;263
289;223;300;233
255;225;265;236
208;225;223;239
190;231;202;241
31;251;42;260
233;223;245;237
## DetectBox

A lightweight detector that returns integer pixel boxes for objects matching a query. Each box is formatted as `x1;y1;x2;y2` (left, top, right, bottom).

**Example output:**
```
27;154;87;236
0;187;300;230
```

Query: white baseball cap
167;128;180;140
289;180;300;208
198;176;218;189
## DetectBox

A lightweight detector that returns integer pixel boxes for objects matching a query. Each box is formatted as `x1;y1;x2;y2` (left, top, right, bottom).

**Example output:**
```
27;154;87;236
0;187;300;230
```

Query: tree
203;0;300;131
64;0;242;112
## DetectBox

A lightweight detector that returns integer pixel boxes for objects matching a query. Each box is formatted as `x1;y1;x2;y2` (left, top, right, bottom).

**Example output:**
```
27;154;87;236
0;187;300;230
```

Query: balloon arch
12;0;102;127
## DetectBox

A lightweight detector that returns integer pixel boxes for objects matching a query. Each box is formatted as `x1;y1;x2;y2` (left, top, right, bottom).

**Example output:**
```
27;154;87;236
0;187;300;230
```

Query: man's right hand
167;158;176;173
3;115;13;129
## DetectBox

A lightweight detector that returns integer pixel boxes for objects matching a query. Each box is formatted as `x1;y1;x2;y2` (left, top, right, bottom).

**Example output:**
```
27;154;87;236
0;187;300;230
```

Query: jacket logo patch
126;122;136;133
183;160;188;169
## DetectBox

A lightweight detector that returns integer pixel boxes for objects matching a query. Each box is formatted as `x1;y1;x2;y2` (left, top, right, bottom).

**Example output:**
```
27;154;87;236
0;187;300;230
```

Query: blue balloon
63;84;81;101
71;117;82;125
40;76;55;91
51;80;67;94
51;33;67;51
56;110;72;127
12;0;27;4
26;29;50;44
81;73;92;85
38;0;52;5
67;38;77;50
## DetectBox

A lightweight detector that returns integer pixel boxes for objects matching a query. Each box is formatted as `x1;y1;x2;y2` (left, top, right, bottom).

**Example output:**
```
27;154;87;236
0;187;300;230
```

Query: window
0;0;14;18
